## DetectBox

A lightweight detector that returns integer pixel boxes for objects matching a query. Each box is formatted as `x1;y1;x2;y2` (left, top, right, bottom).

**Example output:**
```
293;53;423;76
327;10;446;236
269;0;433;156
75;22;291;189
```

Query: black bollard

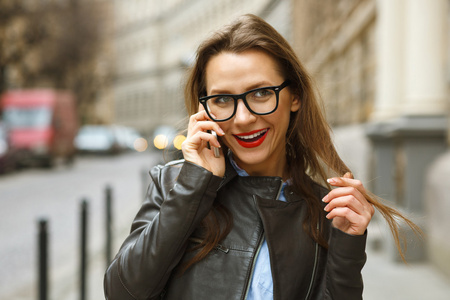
80;199;88;300
105;185;113;267
38;218;49;300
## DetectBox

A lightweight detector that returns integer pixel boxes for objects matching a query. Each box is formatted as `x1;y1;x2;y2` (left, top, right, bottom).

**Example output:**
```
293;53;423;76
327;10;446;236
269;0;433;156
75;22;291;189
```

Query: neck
233;153;289;180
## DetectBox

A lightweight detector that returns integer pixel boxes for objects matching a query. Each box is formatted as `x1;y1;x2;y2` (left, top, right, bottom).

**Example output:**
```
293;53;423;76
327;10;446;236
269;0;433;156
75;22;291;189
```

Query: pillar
367;0;448;262
403;0;448;116
371;0;405;121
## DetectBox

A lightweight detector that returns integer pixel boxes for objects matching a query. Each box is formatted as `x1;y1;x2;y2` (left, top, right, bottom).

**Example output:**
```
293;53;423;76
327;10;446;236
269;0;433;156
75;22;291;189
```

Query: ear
290;95;300;112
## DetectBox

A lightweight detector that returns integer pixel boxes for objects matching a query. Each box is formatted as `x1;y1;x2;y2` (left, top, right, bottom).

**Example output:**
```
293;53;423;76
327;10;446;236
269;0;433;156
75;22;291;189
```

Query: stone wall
292;0;376;126
292;0;450;275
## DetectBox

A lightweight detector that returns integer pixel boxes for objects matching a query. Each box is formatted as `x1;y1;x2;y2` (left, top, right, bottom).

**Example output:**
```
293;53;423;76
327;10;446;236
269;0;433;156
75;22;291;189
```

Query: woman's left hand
322;173;375;235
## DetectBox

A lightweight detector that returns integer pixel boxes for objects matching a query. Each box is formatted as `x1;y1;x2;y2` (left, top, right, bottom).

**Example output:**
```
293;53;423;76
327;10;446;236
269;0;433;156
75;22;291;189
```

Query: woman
104;14;417;300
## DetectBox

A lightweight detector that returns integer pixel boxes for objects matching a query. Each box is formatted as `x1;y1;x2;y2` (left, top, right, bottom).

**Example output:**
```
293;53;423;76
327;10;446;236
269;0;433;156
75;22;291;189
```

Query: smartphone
210;130;220;158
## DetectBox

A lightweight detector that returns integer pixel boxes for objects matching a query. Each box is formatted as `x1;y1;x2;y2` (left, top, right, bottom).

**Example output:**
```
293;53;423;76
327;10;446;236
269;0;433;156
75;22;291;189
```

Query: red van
0;89;79;168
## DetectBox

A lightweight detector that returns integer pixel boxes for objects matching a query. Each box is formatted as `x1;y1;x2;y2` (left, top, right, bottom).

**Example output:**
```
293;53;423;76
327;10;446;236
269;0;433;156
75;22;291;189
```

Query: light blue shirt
229;155;288;300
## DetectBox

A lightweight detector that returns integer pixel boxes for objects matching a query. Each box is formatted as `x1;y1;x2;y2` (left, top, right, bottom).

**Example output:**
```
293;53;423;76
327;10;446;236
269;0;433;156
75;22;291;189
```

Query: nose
234;98;257;125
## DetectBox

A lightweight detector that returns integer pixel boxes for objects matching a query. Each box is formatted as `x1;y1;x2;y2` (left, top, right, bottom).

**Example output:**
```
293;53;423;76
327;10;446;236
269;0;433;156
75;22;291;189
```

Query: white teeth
238;129;268;140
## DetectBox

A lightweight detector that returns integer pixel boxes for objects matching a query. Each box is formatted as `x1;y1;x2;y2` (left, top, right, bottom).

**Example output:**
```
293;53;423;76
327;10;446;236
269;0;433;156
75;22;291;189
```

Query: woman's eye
212;96;233;105
253;89;273;98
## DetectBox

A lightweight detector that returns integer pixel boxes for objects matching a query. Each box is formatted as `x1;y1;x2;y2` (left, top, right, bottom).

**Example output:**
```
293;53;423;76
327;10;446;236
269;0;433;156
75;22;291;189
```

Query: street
0;151;163;299
1;151;450;300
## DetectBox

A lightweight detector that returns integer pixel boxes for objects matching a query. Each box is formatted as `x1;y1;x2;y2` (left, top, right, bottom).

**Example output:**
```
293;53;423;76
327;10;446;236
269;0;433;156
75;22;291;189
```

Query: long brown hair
182;14;420;270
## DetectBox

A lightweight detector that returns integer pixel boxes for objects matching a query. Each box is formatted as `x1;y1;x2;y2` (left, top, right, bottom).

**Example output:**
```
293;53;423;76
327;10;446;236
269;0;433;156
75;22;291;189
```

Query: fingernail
343;172;354;179
327;178;336;184
324;205;329;211
322;195;328;202
217;128;225;135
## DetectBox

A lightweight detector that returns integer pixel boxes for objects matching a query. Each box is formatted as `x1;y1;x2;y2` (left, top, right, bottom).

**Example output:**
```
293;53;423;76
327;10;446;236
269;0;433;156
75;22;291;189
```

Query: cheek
270;110;292;136
218;122;230;135
269;108;290;125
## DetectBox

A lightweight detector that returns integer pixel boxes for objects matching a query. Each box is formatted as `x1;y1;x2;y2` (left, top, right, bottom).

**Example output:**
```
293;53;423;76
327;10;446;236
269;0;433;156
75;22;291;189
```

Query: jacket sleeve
324;227;367;300
104;161;222;300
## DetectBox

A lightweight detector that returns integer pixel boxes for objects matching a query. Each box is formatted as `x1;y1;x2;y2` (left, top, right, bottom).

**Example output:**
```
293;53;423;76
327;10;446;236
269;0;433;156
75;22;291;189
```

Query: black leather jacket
104;159;367;300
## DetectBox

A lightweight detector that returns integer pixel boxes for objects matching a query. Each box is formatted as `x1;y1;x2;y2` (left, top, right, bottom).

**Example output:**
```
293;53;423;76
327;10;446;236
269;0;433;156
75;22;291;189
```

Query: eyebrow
209;81;275;95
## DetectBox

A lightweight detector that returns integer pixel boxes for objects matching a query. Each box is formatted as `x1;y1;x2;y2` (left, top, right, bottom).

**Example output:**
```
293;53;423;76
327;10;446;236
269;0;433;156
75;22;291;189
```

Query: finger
183;133;223;160
322;186;364;203
326;206;360;220
191;121;224;138
326;207;372;229
190;110;220;126
184;131;221;149
191;108;220;123
195;122;224;136
188;124;223;144
187;112;206;136
324;195;365;213
343;172;354;179
197;105;218;120
195;131;221;148
327;177;366;193
188;111;209;127
327;208;370;235
324;188;374;221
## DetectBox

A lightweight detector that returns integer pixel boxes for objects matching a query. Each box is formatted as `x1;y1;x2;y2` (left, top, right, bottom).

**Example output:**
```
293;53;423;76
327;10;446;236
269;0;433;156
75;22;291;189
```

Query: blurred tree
0;0;112;122
0;0;47;94
36;0;111;119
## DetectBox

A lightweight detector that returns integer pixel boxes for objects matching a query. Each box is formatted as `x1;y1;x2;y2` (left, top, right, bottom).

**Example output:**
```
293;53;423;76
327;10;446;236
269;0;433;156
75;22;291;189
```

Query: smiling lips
233;128;269;148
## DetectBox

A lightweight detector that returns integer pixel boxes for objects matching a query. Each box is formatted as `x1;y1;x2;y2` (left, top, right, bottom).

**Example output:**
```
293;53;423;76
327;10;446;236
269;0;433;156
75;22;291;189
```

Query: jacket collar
218;155;239;190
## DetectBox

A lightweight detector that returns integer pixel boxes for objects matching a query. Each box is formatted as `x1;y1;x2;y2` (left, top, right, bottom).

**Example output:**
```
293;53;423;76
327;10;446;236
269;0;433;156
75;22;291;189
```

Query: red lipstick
233;128;269;148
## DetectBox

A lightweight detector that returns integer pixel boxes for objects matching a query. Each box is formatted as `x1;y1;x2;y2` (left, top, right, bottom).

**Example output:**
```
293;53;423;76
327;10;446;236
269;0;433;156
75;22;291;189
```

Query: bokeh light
173;135;186;150
153;134;168;150
133;137;148;152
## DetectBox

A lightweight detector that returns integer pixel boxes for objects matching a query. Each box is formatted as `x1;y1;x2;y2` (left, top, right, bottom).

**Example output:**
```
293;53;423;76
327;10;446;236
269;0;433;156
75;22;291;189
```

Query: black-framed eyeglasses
199;80;290;122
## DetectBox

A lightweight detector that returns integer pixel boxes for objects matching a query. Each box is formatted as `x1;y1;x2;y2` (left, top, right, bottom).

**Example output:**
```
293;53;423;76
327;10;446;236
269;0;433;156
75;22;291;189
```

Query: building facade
112;0;292;137
292;0;450;277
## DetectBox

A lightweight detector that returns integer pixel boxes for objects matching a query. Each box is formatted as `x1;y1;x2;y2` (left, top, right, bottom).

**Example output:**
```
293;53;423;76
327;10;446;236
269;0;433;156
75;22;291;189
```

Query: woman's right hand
181;110;226;177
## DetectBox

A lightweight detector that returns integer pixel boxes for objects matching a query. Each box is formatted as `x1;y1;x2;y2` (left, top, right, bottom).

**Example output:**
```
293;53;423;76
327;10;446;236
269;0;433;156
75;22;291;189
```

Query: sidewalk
61;221;131;300
363;247;450;300
362;220;450;300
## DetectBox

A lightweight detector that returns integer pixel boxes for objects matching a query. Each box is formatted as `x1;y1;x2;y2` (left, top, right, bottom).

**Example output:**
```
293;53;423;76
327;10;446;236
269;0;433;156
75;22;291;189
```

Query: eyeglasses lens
206;87;277;121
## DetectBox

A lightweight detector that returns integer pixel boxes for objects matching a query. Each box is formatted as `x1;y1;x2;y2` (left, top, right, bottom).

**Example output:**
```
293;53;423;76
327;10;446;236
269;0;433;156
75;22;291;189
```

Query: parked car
0;122;17;173
111;125;147;152
0;89;78;168
74;125;123;155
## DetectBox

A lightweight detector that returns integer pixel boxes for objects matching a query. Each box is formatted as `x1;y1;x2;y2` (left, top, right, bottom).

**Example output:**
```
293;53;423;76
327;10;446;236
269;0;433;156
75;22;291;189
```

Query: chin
231;148;269;167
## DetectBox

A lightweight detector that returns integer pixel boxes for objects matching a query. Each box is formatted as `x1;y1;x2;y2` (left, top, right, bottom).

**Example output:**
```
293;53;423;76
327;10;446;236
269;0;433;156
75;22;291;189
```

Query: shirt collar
228;151;249;177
